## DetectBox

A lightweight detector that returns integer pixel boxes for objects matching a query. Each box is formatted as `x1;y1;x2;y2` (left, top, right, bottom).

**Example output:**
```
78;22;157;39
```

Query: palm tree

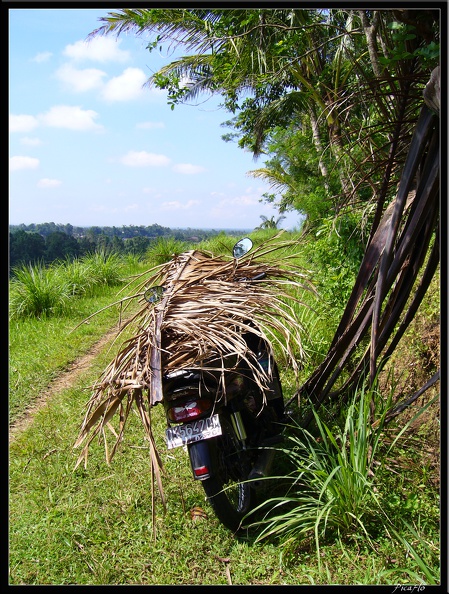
88;9;438;214
255;215;286;230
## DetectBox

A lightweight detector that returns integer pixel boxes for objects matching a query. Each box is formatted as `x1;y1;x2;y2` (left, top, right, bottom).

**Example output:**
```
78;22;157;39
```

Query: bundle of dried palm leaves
74;235;313;489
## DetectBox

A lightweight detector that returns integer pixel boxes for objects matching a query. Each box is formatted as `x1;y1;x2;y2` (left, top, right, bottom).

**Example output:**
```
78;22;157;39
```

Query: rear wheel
199;414;256;531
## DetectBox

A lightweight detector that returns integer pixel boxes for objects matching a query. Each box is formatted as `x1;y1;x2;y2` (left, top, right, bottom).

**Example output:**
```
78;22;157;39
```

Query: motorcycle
75;235;308;532
145;238;286;531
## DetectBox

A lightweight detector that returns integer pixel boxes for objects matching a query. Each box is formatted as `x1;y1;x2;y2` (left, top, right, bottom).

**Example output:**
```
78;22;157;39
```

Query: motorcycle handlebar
251;272;267;281
145;269;267;304
238;271;266;282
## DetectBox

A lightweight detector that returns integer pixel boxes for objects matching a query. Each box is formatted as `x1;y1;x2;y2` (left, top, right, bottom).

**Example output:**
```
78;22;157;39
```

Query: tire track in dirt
9;324;122;443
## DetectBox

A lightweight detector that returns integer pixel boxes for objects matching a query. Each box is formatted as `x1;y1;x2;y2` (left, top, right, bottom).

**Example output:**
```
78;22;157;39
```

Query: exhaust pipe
247;448;276;488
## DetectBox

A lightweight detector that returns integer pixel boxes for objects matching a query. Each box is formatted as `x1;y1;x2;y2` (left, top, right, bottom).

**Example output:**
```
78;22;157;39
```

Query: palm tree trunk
308;106;329;191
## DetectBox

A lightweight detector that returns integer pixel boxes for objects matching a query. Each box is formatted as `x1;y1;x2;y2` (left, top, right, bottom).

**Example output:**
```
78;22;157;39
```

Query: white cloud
101;68;147;101
172;163;206;175
20;137;42;146
142;187;164;200
121;151;171;167
55;63;106;93
217;193;260;207
10;114;39;133
37;178;62;188
63;37;130;63
9;156;39;171
124;203;139;212
136;121;165;130
32;51;52;63
38;105;103;131
160;200;200;211
208;187;265;222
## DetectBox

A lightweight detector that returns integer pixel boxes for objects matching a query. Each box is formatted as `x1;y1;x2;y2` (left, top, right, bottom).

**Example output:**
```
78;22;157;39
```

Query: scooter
145;238;285;531
75;235;307;532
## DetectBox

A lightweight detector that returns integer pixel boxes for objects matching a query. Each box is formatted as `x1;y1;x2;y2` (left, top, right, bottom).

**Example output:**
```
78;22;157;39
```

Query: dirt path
9;325;121;443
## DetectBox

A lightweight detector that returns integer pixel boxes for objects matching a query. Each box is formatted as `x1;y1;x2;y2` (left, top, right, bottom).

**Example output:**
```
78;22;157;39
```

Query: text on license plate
165;414;222;450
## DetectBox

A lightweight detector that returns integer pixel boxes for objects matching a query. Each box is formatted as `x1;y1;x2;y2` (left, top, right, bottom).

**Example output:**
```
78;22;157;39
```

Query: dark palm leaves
296;73;440;426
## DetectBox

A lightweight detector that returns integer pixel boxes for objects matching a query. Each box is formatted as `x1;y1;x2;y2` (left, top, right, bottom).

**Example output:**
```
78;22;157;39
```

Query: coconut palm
255;215;286;230
89;9;438;216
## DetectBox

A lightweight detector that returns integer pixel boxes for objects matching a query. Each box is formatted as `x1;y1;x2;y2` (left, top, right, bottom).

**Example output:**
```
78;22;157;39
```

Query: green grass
146;237;190;265
9;383;440;585
244;383;439;582
9;240;441;585
9;262;73;319
9;288;127;425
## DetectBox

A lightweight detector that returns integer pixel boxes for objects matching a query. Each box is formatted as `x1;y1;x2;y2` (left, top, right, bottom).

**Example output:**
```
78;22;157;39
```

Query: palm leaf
74;235;314;504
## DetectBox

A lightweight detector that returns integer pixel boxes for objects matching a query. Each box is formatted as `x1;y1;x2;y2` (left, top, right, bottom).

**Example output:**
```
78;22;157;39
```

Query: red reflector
193;466;209;477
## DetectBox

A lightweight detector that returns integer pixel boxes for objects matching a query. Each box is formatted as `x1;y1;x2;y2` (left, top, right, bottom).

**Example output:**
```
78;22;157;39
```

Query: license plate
165;414;222;450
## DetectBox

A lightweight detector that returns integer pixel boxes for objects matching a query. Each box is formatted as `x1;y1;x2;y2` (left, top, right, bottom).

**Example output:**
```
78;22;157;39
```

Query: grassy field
9;238;441;586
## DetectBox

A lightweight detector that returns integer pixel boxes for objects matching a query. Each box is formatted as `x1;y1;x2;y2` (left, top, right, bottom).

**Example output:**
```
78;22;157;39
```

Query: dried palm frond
74;234;314;498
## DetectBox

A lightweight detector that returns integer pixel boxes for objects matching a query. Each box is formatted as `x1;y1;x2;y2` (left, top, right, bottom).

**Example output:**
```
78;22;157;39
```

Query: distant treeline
9;222;248;270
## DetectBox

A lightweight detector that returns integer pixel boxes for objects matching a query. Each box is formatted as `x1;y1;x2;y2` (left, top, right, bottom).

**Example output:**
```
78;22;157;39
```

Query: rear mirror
233;237;253;259
144;286;164;303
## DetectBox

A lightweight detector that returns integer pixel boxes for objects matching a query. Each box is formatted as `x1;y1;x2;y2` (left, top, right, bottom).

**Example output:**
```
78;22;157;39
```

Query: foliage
246;383;390;549
9;252;125;320
9;263;73;320
247;124;341;226
9;224;249;270
44;231;80;263
255;214;286;230
305;212;366;306
245;381;439;582
282;211;367;365
146;237;190;265
9;221;171;240
57;257;96;297
387;520;439;584
9;230;46;269
80;251;124;287
89;8;439;227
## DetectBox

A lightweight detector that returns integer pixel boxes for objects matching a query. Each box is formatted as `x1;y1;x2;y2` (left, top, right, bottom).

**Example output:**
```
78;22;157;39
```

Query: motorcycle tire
199;413;256;532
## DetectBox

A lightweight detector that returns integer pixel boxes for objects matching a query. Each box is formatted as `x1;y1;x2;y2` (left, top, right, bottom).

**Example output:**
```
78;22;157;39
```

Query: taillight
167;399;212;422
193;465;210;478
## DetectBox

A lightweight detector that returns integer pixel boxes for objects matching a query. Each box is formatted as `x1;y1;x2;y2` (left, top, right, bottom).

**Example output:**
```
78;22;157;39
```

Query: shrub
9;262;72;319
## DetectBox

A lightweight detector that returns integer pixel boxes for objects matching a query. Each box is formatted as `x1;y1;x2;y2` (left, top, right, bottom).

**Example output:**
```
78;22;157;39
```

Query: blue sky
9;8;303;231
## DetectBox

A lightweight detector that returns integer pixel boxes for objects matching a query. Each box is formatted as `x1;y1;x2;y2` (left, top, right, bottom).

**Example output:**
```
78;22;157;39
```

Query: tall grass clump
246;383;393;554
56;256;95;297
121;253;146;275
81;251;124;287
196;233;239;256
9;262;72;319
245;380;439;579
147;237;189;265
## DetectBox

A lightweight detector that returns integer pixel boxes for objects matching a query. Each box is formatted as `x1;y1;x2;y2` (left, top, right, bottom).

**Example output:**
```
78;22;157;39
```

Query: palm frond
74;236;314;492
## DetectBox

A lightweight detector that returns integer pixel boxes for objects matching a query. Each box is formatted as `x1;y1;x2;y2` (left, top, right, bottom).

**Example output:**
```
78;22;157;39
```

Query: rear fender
187;440;214;481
